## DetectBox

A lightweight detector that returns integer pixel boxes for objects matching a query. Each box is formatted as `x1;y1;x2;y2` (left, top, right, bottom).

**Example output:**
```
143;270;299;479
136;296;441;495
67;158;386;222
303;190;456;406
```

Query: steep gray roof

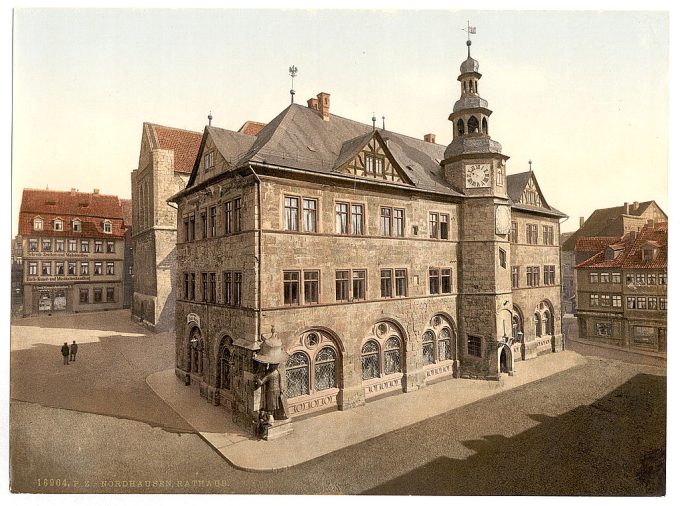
507;171;567;218
231;104;461;196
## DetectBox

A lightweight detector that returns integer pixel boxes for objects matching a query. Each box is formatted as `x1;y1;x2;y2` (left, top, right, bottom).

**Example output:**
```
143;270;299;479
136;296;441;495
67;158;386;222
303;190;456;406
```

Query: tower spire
289;65;298;104
464;21;476;58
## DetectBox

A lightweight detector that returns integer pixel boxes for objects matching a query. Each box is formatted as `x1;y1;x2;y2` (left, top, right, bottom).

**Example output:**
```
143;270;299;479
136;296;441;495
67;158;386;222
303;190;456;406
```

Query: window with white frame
33;217;43;231
53;219;63;231
72;219;81;232
103;220;112;234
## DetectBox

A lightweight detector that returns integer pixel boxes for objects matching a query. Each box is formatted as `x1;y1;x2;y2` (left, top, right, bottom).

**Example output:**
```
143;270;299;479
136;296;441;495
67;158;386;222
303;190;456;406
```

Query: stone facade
130;123;199;331
170;43;566;434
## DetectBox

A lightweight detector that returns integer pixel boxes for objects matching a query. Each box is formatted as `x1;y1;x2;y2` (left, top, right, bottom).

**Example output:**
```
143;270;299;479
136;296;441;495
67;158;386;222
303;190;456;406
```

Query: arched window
457;119;465;136
314;347;337;391
383;336;402;374
361;340;380;380
467;116;479;134
512;314;522;339
33;217;43;231
474;81;478;93
286;352;310;398
534;313;542;337
103;220;112;234
72;219;81;232
219;346;231;389
422;331;435;365
53;219;63;231
468;80;473;92
482;117;488;134
544;312;553;335
438;327;452;360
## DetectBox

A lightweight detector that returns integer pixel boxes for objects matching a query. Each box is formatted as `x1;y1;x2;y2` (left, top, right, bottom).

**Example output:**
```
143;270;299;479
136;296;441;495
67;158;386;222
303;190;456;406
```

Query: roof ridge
22;188;122;198
145;122;202;135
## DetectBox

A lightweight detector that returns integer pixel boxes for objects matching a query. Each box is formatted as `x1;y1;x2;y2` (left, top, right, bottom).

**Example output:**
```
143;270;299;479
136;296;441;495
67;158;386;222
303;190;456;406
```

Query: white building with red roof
19;188;131;315
575;222;667;352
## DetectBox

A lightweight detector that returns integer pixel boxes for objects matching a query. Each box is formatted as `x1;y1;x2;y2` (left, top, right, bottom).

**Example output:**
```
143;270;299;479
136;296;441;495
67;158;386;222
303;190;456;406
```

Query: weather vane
289;65;298;104
461;20;477;57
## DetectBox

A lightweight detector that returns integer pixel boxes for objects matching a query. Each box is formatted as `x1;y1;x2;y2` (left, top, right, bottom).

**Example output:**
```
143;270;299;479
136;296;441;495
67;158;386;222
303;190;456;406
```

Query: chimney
307;97;319;111
70;188;77;195
633;201;639;211
317;92;330;121
624;202;629;214
579;216;584;228
93;188;100;194
424;133;436;143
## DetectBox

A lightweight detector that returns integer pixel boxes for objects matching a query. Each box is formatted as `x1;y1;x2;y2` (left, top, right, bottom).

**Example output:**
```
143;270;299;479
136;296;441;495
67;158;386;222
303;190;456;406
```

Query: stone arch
467;115;479;134
457;118;465;136
216;335;233;390
482;117;488;134
423;312;457;363
361;318;408;399
498;342;514;375
284;327;344;417
186;325;203;375
512;304;524;340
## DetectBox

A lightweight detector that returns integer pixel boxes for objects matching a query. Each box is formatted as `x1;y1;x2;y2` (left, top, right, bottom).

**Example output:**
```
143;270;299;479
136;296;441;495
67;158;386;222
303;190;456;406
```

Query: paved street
10;310;666;495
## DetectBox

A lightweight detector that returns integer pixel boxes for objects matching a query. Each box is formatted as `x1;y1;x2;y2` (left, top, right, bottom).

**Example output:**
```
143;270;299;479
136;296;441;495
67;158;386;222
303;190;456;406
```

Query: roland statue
253;327;289;423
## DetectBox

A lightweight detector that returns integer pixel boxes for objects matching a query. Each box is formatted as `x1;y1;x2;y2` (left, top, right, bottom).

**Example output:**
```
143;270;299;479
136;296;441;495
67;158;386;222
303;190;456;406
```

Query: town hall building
168;41;566;432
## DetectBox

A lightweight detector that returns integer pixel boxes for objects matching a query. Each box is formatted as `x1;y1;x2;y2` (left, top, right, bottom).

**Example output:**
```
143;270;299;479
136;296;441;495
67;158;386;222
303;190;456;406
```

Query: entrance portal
500;347;508;373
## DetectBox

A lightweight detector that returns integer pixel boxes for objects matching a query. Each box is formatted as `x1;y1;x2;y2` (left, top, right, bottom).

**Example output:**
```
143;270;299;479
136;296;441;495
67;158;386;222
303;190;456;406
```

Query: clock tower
443;37;513;380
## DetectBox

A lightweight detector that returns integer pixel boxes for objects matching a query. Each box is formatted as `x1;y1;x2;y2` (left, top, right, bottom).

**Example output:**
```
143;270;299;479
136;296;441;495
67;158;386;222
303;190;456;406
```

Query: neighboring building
130;123;202;331
131;120;266;331
561;201;667;314
19;189;129;316
560;231;576;313
120;199;133;309
11;235;24;311
169;42;567;432
575;222;667;353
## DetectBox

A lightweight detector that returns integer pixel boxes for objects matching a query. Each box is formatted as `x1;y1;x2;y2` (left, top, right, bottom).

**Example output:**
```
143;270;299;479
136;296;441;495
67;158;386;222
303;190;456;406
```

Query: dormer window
72;219;81;232
53;219;64;231
103;220;112;234
642;247;657;261
204;151;214;171
33;217;43;231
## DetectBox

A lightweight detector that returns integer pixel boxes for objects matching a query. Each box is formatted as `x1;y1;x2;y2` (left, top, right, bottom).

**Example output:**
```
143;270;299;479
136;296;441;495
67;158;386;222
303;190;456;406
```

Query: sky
11;8;669;235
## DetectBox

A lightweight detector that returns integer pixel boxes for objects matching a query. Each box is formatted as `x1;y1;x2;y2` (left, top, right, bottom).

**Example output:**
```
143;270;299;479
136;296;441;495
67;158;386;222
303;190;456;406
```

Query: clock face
465;163;491;188
495;206;512;235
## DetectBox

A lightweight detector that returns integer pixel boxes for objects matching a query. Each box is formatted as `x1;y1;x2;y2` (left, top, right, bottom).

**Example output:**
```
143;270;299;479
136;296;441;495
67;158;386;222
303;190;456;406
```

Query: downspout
558;216;569;350
249;165;263;344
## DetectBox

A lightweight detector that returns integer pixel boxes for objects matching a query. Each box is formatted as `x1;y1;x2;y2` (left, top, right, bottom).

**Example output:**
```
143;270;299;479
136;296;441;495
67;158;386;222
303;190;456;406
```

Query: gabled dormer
53;218;64;231
604;243;625;260
33;216;43;231
333;130;413;185
72;218;82;232
641;241;660;261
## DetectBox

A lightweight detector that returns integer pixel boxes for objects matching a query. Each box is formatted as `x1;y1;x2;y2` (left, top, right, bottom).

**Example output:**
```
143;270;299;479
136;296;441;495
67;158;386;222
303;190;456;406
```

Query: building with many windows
131;121;264;331
169;42;566;432
19;189;131;316
575;222;667;353
561;201;666;314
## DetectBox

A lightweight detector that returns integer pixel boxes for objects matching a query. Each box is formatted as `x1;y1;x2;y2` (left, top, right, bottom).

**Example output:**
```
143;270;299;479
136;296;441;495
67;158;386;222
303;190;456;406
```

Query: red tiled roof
149;124;202;174
238;121;266;137
19;189;127;239
574;236;620;252
576;222;668;270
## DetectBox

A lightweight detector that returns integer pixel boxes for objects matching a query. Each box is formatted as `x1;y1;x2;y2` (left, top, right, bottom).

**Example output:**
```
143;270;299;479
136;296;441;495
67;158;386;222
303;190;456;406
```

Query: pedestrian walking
61;342;70;365
70;340;78;362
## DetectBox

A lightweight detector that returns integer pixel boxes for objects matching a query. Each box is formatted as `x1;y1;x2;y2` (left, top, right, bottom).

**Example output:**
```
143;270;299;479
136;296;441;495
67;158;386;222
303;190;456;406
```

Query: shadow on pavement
363;373;666;496
10;332;191;432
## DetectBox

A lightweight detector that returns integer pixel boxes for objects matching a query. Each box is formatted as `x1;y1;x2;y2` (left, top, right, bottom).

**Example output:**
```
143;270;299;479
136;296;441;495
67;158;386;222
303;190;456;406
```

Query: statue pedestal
265;418;293;441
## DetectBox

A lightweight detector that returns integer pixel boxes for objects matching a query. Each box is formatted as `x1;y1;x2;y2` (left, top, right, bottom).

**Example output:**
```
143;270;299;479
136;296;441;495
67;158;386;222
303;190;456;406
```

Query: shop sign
27;275;90;283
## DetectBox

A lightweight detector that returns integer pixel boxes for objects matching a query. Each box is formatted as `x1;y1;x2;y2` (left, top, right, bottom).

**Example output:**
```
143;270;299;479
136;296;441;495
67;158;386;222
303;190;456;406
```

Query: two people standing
60;340;78;365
